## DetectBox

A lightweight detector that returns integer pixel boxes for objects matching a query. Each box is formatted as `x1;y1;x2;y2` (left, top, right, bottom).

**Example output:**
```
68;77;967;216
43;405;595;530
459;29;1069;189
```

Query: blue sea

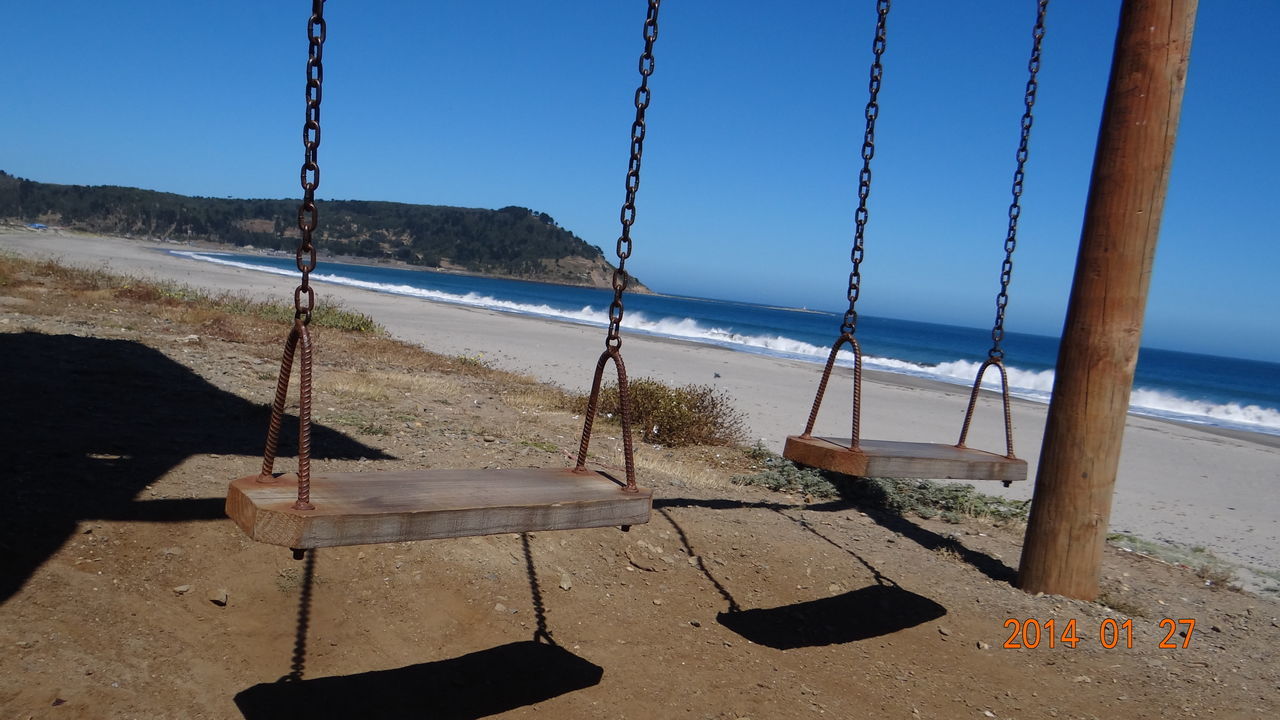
172;250;1280;438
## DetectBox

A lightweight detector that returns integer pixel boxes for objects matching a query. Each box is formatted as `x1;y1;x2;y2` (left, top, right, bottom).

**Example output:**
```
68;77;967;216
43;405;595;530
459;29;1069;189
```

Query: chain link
604;0;660;350
988;0;1048;359
841;0;890;336
294;0;326;322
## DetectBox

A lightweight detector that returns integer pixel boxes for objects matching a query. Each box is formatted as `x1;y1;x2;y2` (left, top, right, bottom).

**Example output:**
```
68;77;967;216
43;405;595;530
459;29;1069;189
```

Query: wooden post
1017;0;1197;600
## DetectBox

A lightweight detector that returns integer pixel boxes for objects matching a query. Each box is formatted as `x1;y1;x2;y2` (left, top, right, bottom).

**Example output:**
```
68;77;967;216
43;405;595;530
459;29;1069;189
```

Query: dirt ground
1;257;1278;720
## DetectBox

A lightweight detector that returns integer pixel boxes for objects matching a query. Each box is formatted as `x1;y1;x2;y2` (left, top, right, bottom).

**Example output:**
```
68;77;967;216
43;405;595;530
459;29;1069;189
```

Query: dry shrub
581;377;747;447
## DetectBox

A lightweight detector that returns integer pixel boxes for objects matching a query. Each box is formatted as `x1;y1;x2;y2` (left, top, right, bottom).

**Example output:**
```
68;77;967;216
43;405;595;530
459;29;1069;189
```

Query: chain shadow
234;533;602;719
655;492;1016;584
283;549;318;683
0;332;390;603
656;504;946;650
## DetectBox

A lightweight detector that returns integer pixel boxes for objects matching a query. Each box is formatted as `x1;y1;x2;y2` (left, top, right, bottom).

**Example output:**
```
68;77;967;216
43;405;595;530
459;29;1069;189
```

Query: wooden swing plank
226;468;651;549
783;435;1026;482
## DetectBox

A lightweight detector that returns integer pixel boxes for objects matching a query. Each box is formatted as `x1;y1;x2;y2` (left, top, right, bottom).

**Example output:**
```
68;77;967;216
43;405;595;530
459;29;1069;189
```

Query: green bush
580;377;747;447
734;445;1030;522
841;477;1031;523
733;463;840;497
219;296;384;334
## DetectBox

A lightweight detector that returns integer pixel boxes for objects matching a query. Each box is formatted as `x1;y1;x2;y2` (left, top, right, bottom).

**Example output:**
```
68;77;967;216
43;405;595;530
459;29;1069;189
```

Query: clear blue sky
2;1;1277;361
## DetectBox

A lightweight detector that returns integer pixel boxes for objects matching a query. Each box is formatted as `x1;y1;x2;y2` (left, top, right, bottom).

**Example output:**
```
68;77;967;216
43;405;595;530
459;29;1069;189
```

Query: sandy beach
4;229;1278;585
4;228;1280;718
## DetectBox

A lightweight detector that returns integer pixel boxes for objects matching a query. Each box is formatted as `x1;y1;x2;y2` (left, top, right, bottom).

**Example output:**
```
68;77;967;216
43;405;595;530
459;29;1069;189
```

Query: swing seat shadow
717;584;946;650
233;640;603;720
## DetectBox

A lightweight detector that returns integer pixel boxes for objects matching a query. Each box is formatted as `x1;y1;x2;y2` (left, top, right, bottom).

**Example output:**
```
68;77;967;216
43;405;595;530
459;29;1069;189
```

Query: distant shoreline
22;224;1277;447
168;235;1280;446
3;222;654;295
173;236;658;295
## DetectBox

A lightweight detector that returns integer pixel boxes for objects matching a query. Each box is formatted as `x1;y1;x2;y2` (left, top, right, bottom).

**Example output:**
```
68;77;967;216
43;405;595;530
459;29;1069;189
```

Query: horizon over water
172;250;1280;438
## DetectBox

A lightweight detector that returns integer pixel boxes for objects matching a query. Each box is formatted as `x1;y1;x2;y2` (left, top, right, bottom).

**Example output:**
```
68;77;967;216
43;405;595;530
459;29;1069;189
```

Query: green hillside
0;171;644;290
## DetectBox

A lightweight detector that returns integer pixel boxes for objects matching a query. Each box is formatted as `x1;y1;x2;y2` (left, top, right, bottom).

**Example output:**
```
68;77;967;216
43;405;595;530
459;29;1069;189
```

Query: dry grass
933;542;965;563
583;444;734;490
1;254;384;335
501;383;579;414
326;371;395;403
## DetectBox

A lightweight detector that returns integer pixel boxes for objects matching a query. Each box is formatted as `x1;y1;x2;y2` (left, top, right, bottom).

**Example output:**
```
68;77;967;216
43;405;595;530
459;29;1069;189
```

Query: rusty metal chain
294;0;326;323
259;0;326;513
840;0;890;336
988;0;1048;360
957;0;1049;468
799;0;890;450
574;0;660;493
604;0;659;351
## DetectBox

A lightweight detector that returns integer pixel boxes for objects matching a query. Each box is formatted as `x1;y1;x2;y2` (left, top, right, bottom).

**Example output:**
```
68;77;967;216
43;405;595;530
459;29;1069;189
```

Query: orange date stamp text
1001;617;1195;649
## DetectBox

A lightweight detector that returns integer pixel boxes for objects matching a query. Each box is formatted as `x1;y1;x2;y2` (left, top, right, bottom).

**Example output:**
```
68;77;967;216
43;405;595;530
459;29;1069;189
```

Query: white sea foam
1128;388;1280;433
929;360;1280;434
171;250;610;324
173;250;1280;435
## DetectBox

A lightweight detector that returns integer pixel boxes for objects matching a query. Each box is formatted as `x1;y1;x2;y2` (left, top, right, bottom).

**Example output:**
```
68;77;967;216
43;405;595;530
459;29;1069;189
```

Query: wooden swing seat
783;435;1026;482
226;468;651;549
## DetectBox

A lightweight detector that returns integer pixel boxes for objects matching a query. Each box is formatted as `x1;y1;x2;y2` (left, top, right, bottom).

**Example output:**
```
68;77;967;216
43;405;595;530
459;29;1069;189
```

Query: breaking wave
172;250;1280;436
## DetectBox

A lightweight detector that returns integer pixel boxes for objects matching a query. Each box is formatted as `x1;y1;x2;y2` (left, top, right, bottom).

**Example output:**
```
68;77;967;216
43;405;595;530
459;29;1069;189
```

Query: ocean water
172;250;1280;437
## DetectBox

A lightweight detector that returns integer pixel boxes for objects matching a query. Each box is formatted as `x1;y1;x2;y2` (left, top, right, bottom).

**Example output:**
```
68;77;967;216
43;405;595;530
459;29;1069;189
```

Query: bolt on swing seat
225;0;662;550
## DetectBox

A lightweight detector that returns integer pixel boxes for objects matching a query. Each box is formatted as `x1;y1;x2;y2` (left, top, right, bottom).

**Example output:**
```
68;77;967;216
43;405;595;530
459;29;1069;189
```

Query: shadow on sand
235;533;603;719
0;332;388;603
655;502;951;650
717;584;947;650
233;641;603;720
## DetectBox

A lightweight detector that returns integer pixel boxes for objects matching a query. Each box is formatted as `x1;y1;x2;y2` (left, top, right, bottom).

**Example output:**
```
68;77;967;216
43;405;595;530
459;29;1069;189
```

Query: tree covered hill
0;171;646;290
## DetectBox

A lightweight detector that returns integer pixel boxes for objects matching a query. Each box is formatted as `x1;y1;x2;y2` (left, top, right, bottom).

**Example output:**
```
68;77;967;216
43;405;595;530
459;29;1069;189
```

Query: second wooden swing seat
781;0;1047;486
783;337;1027;485
784;438;1025;483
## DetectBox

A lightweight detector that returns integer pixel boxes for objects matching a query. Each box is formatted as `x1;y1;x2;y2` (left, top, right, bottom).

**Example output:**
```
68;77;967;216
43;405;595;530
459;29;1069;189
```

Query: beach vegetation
1;254;385;335
183;292;383;334
932;540;966;563
731;447;840;497
733;446;1032;523
519;439;560;454
328;372;394;402
1096;591;1148;618
579;377;748;447
454;352;493;372
744;440;776;464
1106;532;1240;591
733;463;839;497
326;411;390;437
844;478;1032;524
